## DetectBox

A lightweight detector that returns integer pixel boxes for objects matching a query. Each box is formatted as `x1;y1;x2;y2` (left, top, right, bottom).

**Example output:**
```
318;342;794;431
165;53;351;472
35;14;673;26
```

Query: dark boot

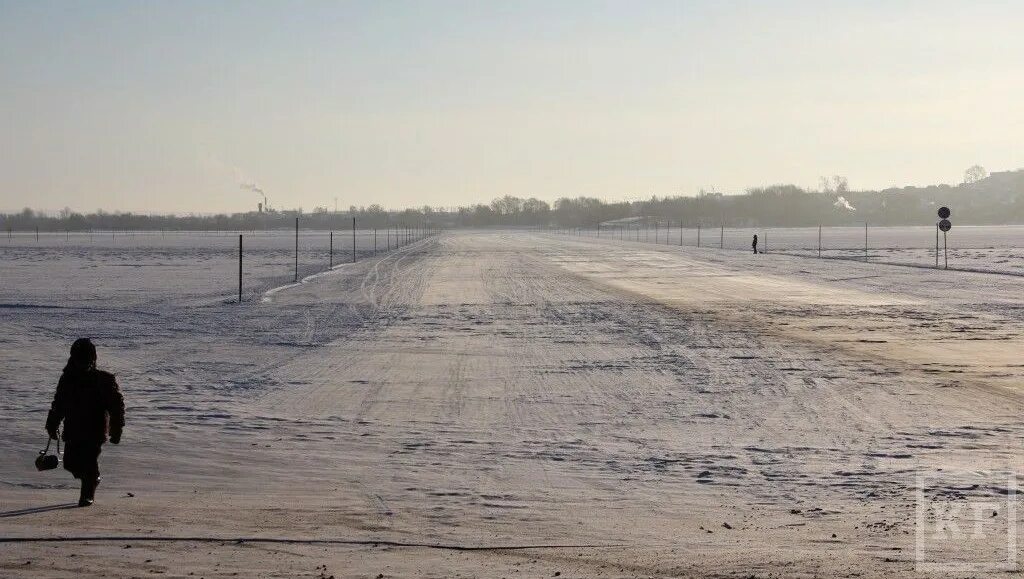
78;477;98;507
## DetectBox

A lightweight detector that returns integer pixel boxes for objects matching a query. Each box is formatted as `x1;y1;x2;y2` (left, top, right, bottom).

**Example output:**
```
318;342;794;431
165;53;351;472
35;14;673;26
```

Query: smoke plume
240;182;264;196
833;196;856;211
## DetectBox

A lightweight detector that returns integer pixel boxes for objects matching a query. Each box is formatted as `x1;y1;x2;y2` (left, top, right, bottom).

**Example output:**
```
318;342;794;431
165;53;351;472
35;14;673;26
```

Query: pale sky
1;0;1022;214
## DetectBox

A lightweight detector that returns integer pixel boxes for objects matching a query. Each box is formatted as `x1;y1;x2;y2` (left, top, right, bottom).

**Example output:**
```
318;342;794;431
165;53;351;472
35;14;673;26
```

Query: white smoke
240;182;264;196
240;181;269;211
833;195;856;211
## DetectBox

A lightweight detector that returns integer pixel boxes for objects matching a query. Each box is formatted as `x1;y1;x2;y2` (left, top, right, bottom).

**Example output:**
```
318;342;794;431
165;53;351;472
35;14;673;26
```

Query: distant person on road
752;234;758;254
45;338;125;507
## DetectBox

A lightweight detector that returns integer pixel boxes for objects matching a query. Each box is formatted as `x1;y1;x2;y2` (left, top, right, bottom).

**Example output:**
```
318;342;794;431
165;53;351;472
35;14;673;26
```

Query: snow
590;223;1024;275
2;230;1023;577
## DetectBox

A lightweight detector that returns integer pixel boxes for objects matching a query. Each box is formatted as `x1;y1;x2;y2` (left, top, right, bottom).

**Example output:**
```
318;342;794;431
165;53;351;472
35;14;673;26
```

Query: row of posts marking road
577;221;733;249
233;218;436;303
2;228;149;240
4;224;427;243
556;210;956;269
3;220;434;304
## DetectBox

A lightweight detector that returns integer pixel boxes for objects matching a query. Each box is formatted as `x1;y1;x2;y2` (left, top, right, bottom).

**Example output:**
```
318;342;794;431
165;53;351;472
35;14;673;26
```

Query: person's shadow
0;503;79;518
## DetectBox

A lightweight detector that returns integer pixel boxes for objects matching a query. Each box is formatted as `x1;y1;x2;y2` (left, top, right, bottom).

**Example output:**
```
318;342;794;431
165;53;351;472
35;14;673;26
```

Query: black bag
35;436;61;471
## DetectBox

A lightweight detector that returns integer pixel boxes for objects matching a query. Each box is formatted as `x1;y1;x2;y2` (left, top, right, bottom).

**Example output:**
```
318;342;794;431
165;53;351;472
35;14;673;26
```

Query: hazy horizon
2;166;1020;218
2;0;1022;214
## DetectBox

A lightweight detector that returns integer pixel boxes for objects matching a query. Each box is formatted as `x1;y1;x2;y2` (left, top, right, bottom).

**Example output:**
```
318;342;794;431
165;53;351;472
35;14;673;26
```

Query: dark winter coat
46;367;125;444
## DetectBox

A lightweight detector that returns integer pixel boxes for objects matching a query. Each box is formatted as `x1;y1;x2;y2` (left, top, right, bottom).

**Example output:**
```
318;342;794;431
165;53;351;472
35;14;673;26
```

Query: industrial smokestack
241;183;269;212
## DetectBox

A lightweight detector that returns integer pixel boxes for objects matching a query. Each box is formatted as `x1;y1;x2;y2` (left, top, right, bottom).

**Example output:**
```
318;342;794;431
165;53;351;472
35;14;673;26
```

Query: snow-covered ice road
2;231;1023;577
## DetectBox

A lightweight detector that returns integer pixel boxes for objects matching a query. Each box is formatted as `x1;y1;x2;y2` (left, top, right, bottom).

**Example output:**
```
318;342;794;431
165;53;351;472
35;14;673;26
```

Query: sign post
864;222;868;261
943;226;948;269
937;207;952;270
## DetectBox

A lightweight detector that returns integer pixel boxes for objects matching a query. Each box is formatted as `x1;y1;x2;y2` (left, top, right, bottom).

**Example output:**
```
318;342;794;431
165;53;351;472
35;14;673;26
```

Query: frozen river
2;230;1023;577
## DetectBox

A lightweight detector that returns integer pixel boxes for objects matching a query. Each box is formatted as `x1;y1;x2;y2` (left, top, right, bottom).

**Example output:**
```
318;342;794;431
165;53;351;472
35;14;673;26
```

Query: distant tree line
4;168;1023;231
0;205;444;232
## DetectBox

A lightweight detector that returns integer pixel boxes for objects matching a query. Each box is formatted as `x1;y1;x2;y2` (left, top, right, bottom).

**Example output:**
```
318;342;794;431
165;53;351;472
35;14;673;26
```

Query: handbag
35;434;61;471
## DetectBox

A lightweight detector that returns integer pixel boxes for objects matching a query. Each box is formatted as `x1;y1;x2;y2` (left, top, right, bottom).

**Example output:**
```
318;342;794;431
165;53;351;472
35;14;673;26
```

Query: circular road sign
939;219;952;232
938;206;951;219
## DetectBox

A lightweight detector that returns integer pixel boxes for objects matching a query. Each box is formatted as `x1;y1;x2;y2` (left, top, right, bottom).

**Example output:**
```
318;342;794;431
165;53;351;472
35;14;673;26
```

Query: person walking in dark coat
752;234;759;254
45;338;125;507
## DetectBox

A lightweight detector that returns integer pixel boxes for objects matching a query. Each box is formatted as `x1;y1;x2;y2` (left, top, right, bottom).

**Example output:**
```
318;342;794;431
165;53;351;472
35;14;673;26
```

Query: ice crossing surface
2;231;1023;577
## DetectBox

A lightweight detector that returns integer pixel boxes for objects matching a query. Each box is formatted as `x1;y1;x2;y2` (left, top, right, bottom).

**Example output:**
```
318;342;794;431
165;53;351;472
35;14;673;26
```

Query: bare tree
819;175;848;194
963;164;988;185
